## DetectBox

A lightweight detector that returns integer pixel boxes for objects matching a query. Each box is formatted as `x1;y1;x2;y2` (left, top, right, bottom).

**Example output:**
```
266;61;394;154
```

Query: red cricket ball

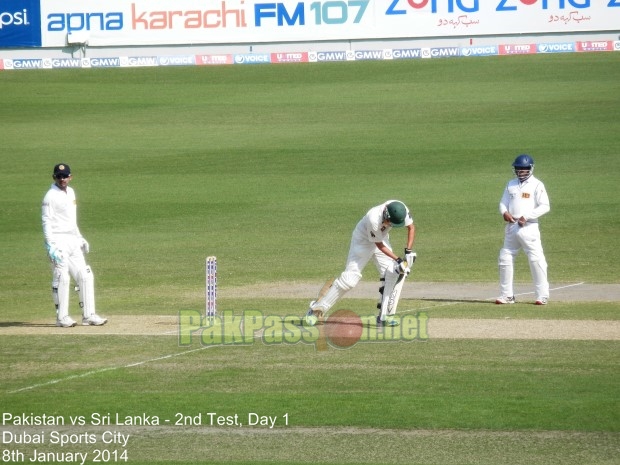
325;309;363;349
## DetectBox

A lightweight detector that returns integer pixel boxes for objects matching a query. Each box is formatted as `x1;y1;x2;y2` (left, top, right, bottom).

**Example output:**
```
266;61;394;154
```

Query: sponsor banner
0;0;42;47
391;48;423;60
195;54;234;65
537;42;575;53
41;57;82;68
576;40;614;52
2;40;620;71
233;53;271;64
353;49;388;61
308;51;350;62
421;47;460;59
2;58;43;69
119;56;159;67
498;44;537;55
461;45;498;57
158;55;196;66
270;52;308;63
34;0;620;48
82;57;122;68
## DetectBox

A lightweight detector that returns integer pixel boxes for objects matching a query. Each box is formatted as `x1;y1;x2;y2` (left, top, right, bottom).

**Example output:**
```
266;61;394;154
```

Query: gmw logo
178;309;428;350
0;9;30;28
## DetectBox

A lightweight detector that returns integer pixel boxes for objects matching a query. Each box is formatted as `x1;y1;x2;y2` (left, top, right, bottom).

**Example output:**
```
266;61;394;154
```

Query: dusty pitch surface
2;315;618;340
0;281;620;340
1;282;619;339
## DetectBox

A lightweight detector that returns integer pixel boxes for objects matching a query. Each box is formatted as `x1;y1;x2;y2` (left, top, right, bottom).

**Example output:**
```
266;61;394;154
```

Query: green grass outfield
1;53;619;464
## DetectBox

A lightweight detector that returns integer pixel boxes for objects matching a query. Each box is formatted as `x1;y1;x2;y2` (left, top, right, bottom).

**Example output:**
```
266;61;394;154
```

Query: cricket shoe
304;303;324;327
535;297;548;306
376;315;400;327
82;314;108;326
56;315;77;327
495;296;515;305
304;302;317;326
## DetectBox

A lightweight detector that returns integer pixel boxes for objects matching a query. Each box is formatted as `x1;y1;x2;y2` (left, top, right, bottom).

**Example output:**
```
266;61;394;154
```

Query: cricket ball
325;309;363;349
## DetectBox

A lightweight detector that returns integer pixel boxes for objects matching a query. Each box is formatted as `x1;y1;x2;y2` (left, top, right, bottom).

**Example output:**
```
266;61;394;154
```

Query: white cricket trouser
313;230;394;313
343;229;394;282
498;222;549;300
50;235;95;319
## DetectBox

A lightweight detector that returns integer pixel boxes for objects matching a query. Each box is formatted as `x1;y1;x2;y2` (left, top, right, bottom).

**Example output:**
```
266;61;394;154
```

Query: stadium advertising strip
1;0;620;48
2;40;620;70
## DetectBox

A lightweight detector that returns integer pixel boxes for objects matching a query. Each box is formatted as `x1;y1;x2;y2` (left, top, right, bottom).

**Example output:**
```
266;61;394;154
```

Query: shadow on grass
0;321;55;328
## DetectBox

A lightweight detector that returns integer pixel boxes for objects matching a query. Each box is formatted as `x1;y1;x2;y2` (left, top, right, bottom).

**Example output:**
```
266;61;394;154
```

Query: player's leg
306;237;373;325
497;224;519;304
67;249;107;326
52;263;75;327
520;225;549;304
311;270;360;312
376;252;406;325
374;241;391;313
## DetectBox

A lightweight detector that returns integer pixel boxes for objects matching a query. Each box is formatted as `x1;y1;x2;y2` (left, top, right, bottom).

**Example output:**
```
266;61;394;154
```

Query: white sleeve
42;193;55;244
499;185;510;215
528;182;550;220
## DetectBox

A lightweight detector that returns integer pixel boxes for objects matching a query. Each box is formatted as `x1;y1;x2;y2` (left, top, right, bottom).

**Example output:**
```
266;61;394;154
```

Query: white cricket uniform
498;175;550;300
312;200;414;314
43;183;82;243
345;200;414;279
42;183;95;319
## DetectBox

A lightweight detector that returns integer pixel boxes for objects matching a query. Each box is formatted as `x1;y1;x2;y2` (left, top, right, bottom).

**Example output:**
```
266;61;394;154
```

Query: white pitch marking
400;282;586;315
514;281;585;298
9;346;213;394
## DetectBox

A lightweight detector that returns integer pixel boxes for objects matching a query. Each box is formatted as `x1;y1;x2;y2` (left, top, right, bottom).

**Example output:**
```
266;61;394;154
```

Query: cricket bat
315;277;334;351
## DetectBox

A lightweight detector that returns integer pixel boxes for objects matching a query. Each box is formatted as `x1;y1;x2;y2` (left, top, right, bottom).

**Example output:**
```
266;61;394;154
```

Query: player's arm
42;198;64;264
375;242;399;261
528;184;551;220
499;186;516;223
42;198;55;244
405;223;415;250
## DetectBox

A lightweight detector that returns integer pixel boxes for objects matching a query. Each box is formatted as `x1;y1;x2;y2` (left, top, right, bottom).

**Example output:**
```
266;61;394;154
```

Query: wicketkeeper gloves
46;242;64;265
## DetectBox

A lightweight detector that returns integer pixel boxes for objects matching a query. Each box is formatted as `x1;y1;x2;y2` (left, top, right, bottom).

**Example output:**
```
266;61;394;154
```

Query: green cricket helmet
384;201;407;227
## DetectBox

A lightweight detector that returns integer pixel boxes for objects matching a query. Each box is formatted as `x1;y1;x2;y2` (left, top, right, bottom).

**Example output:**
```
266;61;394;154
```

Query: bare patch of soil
1;282;618;339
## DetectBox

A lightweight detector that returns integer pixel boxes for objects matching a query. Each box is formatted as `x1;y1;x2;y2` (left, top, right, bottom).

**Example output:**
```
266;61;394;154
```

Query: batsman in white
42;164;108;327
496;154;550;305
305;200;416;327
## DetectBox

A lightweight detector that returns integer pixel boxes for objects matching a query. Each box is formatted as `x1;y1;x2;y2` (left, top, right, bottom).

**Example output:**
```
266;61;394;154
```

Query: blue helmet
512;154;534;181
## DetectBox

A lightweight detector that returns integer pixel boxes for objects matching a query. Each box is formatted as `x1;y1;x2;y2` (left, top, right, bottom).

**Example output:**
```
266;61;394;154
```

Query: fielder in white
305;200;416;327
496;154;550;305
42;164;107;327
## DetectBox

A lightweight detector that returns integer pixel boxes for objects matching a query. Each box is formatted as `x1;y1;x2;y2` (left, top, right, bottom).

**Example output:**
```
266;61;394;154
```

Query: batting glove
80;238;90;254
405;248;417;268
46;242;64;265
394;258;409;275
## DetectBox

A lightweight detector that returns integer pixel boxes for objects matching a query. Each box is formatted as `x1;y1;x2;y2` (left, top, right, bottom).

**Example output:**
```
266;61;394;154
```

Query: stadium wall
1;0;619;68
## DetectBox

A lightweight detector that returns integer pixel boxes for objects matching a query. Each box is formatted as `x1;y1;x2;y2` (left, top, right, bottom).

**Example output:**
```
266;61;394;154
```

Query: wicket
206;256;217;319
